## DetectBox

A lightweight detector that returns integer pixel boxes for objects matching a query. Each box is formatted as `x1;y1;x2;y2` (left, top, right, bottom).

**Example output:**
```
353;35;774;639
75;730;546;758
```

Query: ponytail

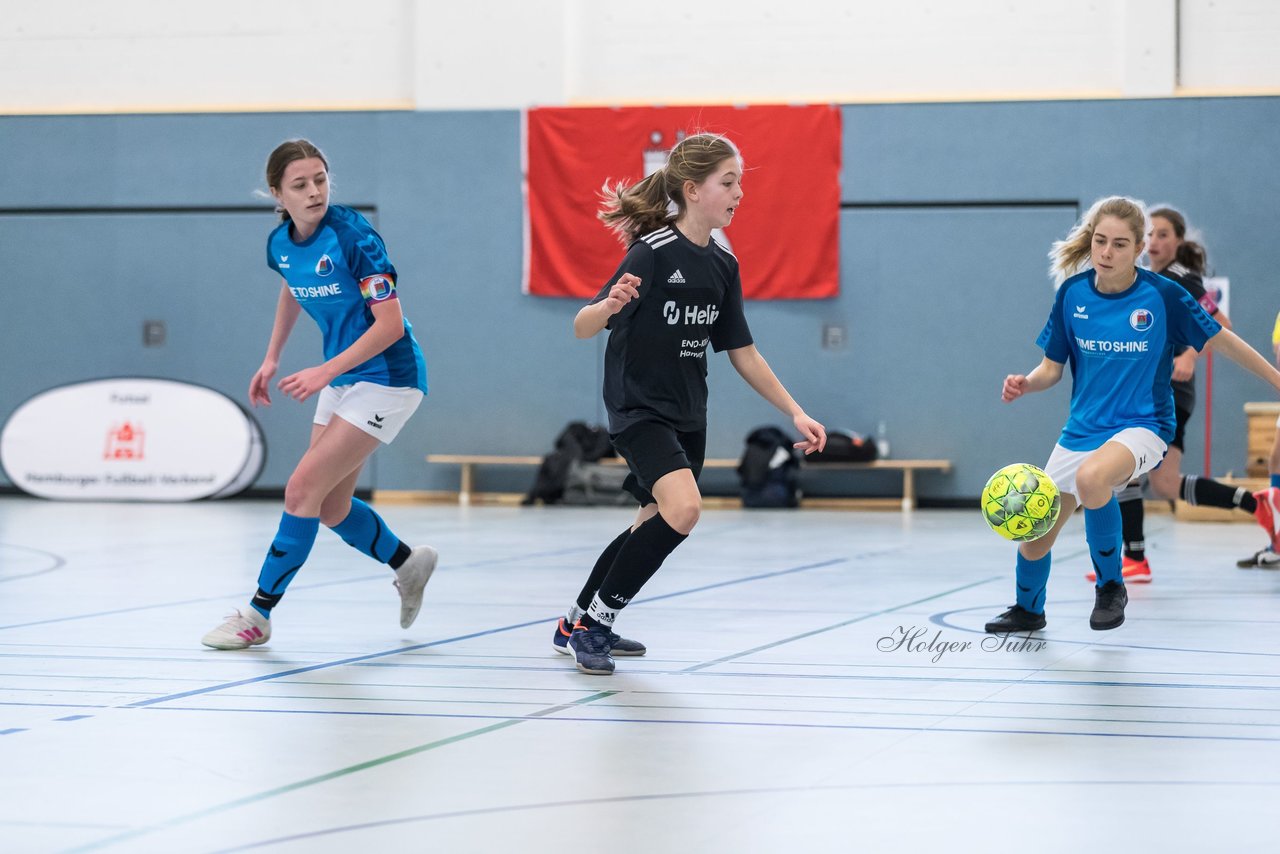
598;170;675;244
597;132;742;245
1149;206;1209;275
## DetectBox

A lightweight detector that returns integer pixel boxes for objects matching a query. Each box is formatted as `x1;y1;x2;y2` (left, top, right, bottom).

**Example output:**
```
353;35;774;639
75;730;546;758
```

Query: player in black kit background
552;132;828;675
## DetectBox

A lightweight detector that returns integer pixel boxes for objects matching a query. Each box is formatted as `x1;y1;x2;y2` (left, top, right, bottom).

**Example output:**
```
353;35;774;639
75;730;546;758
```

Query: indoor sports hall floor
2;496;1278;853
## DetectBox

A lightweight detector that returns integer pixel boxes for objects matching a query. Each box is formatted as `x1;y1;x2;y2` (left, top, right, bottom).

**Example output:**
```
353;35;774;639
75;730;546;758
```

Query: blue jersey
266;204;427;393
1037;268;1220;451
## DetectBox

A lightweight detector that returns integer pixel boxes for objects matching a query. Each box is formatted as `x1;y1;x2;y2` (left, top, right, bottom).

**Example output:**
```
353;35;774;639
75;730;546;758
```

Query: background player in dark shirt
556;133;827;675
1102;206;1280;583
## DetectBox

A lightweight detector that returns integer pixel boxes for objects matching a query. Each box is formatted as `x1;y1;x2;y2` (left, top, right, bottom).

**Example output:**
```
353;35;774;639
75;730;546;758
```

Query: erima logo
668;269;686;284
662;301;720;326
278;255;291;269
315;254;334;277
367;414;385;429
1073;305;1089;320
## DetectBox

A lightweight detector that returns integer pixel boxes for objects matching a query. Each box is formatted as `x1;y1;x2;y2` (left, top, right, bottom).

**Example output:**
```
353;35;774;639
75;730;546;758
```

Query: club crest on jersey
1129;308;1153;331
315;254;335;277
359;275;396;302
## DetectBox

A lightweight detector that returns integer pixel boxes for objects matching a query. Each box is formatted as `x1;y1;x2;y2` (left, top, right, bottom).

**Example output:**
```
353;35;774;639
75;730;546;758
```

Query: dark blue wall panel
3;98;1277;499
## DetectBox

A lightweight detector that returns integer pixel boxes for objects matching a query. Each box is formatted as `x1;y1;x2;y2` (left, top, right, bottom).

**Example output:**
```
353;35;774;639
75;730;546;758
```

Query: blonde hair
598;132;741;244
1049;195;1148;284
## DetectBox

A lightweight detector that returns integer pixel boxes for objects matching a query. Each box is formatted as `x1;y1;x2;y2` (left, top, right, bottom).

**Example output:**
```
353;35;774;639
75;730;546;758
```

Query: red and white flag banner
523;104;841;299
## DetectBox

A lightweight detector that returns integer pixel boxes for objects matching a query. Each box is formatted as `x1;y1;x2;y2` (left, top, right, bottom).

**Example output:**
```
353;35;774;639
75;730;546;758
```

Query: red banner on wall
523;104;841;299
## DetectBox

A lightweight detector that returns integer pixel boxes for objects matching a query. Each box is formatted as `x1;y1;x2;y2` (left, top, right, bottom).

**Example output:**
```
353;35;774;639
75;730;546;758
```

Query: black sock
1181;475;1257;513
574;528;633;613
593;512;688;616
388;541;412;569
1118;494;1145;561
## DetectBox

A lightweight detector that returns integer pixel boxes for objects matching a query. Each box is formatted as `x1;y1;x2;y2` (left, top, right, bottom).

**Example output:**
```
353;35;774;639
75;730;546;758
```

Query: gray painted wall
2;98;1277;501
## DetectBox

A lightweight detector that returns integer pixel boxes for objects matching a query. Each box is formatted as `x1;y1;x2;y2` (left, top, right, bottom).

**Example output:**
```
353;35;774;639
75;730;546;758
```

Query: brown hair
598;132;741;244
1049;195;1147;284
1149;205;1209;275
265;139;329;221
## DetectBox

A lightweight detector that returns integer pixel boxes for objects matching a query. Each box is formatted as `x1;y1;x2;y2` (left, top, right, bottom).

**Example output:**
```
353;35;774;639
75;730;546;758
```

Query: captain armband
359;274;398;304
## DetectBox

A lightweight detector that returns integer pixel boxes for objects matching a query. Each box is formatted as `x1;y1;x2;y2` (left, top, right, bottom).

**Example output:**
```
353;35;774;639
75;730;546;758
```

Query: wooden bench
425;454;950;511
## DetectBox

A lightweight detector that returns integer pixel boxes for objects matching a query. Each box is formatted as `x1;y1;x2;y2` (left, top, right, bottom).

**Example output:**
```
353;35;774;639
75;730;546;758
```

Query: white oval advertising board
1;378;265;501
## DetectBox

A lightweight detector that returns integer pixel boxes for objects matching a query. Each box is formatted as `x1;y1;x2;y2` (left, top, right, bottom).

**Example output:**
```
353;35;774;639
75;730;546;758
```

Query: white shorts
313;382;423;444
1043;427;1168;500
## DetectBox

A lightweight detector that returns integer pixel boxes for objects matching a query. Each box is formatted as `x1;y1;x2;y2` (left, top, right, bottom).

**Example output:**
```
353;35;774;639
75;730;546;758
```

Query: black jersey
1156;262;1215;411
592;225;754;434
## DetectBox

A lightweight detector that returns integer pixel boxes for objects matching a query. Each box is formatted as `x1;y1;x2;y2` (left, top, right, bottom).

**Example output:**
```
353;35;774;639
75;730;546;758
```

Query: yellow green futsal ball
981;463;1061;542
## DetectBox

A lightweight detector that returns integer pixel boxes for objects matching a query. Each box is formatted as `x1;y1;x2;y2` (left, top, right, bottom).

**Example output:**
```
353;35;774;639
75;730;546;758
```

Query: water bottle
876;421;890;459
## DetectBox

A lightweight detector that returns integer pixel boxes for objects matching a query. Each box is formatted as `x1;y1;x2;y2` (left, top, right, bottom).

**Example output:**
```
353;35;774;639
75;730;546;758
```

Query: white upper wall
0;0;1277;113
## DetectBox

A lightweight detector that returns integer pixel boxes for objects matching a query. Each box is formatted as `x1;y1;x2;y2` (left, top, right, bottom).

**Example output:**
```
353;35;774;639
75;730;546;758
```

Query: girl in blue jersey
558;133;828;675
986;196;1280;634
202;139;437;649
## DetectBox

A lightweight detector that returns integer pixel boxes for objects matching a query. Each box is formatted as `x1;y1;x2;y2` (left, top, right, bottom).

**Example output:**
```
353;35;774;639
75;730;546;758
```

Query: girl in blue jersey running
202;139;437;649
986;196;1280;634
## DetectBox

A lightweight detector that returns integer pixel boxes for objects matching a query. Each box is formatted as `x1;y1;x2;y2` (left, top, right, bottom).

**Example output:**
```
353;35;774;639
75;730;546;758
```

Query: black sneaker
1237;548;1280;569
984;605;1046;634
1089;580;1128;630
567;624;615;675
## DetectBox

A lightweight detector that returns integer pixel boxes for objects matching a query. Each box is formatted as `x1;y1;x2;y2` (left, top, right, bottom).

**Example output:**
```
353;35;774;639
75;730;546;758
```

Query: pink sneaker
1252;488;1280;550
1086;555;1152;584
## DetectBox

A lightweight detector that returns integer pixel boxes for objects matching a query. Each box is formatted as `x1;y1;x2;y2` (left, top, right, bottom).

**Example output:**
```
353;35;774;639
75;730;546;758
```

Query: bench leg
459;463;473;506
902;469;915;512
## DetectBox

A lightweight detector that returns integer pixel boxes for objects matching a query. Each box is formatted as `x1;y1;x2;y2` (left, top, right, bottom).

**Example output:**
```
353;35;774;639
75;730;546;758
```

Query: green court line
68;690;618;853
681;576;1004;672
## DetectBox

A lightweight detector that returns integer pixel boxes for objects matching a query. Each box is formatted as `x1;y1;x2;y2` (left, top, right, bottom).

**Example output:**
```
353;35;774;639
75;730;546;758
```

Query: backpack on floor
561;459;633;506
737;425;801;508
523;421;617;505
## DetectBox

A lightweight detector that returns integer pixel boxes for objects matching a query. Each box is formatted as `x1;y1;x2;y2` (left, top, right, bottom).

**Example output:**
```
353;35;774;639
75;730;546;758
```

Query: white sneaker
394;545;439;629
201;608;271;649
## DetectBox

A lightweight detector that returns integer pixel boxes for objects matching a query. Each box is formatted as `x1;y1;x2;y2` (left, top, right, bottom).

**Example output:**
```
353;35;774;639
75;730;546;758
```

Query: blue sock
1015;551;1051;614
329;497;406;565
250;513;320;618
1271;474;1280;490
1085;497;1123;587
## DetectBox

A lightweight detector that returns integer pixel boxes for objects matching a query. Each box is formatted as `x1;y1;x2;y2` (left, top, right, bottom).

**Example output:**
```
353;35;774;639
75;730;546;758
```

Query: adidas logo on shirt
667;269;687;284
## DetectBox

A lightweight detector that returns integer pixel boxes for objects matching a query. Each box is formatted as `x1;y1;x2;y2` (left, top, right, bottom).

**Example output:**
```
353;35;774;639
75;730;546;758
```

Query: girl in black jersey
555;132;827;675
1104;206;1280;583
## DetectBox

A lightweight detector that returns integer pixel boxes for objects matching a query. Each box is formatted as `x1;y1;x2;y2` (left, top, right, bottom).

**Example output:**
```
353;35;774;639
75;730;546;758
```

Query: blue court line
67;690;619;853
681;575;1003;672
627;686;1280;714
929;605;1280;657
123;620;555;708
0;542;66;584
1;728;28;734
141;696;1280;732
0;542;609;632
208;779;1280;852
122;552;866;709
137;704;1280;743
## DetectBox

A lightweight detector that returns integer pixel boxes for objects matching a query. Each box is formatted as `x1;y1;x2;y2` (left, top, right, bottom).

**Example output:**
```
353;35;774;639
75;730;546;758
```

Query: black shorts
610;421;706;506
1169;403;1193;453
